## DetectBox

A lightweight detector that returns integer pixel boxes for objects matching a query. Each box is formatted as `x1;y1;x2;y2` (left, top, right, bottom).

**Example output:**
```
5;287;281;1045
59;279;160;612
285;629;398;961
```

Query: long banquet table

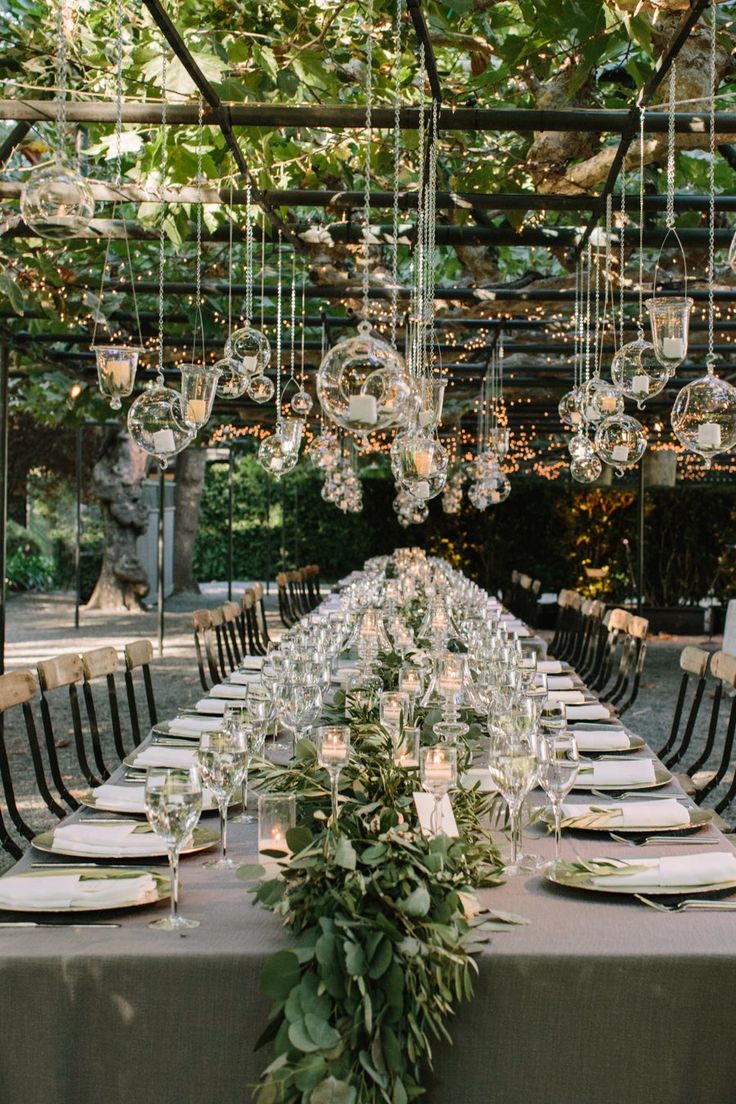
1;612;736;1103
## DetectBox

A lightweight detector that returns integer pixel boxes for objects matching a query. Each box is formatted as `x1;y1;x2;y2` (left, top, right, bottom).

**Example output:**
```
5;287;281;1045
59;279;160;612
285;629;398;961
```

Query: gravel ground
0;589;732;871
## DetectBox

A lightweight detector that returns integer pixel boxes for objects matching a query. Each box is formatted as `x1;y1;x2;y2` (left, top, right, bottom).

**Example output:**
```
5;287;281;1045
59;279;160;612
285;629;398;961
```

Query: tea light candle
424;750;452;782
109;359;132;387
152;427;176;454
321;733;349;766
269;826;288;854
413;447;433;477
631;374;650;395
662;337;685;360
599;393;618;413
185;398;208;425
570;411;582;426
241;355;258;372
418;409;434;428
348;394;378;425
413;480;431;500
698;421;721;448
611;444;629;463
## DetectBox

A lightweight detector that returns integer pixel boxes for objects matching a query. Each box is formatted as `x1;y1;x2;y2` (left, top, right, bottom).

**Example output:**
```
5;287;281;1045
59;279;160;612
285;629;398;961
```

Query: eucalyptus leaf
310;1077;357;1104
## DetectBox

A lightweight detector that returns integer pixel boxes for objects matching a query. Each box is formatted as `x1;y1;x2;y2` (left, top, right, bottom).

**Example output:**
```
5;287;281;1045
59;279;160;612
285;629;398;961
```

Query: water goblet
538;732;580;861
316;725;351;824
144;766;202;931
197;728;248;870
487;723;538;876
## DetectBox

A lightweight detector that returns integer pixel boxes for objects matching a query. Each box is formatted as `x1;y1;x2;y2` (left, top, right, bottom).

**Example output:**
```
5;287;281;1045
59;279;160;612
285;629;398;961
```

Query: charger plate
572;765;671;791
544;858;736;897
541;805;711;834
32;824;218;860
0;867;170;913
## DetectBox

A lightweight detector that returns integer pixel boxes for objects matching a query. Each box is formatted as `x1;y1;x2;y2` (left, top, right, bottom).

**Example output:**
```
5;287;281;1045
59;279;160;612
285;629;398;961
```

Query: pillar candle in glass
258;793;296;860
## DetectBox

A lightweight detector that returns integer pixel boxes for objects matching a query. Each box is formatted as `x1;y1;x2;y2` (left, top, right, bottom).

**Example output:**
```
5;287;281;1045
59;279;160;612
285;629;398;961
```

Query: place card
413;793;458;838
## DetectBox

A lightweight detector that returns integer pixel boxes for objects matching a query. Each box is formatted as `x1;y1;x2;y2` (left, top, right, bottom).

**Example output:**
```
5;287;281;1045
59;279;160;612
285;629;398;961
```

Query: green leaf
335;835;357;870
303;1013;341;1050
286;825;313;854
288;1018;321;1054
344;941;366;977
310;1076;357;1104
486;908;531;926
399;885;431;917
294;1054;327;1093
235;863;265;882
0;273;24;316
261;950;301;1001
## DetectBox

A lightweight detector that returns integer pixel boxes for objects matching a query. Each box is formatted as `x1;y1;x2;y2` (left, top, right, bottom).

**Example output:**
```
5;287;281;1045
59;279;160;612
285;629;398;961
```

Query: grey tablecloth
2;752;736;1103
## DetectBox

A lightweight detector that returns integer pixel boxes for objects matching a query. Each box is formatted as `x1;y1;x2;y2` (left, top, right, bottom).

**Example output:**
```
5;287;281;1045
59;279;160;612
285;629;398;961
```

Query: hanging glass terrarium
316;321;413;434
558;387;585;429
180;363;222;430
127;383;194;469
394;432;448;501
581;376;623;423
671;367;736;468
291;389;313;416
594;413;647;476
610;335;670;409
21;159;95;241
92;345;143;410
225;323;271;375
247;374;275;404
215;357;249;399
646;297;693;373
570;454;602;484
258;425;299;479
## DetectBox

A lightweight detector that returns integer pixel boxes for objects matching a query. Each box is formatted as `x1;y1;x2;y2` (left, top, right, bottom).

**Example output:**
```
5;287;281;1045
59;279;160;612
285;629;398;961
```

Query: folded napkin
92;782;216;814
195;698;228;714
547;689;585;705
0;872;157;910
131;746;197;770
578;759;656;787
209;683;248;699
561;798;690;829
239;656;265;671
229;672;262;686
572;728;630;752
168;716;222;736
592;852;736;889
500;613;516;623
52;822;179;857
547;676;575;691
566;703;611;721
538;660;563;675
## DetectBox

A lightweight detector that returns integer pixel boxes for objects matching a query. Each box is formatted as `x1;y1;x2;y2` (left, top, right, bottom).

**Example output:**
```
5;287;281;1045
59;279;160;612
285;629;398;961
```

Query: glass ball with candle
92;345;143;410
224;322;271;375
670;370;736;468
127;384;195;469
594;413;647;476
247;374;275;404
646;296;693;373
316;725;351;824
20;159;95;240
419;744;458;837
258;429;300;479
567;431;595;461
580;376;623;424
611;336;670;410
316;320;413;434
570;453;603;484
179;363;222;431
558;387;585;430
394;431;449;501
291;389;313;417
215;357;249;399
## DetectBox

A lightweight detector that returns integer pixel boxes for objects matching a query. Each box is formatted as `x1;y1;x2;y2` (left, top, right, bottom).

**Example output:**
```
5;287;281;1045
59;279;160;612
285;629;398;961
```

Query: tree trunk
173;446;207;594
85;430;151;611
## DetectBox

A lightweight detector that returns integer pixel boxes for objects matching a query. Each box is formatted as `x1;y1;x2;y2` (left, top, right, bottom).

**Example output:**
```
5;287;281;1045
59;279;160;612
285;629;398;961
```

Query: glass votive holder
258;793;296;859
393;725;420;768
315;725;351;770
379;690;410;734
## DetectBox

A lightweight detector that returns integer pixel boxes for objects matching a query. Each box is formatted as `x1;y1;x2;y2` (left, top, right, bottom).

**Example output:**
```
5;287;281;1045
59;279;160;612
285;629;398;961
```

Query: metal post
637;461;645;613
74;425;82;630
266;476;271;595
157;466;165;657
227;448;234;601
0;345;8;676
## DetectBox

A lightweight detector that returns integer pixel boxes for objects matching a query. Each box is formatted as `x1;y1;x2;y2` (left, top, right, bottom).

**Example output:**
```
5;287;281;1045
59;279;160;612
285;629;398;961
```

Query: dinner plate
543;859;736;897
151;721;207;740
0;867;171;913
31;824;219;860
572;765;672;791
123;748;198;769
573;735;646;755
540;805;711;834
79;789;222;814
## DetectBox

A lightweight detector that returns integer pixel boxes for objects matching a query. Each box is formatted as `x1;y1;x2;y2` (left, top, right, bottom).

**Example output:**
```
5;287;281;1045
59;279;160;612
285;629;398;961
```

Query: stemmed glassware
280;677;323;754
316;725;351;824
538;732;580;861
539;698;566;737
419;745;458;836
144;766;202;931
196;728;248;870
487;722;538;876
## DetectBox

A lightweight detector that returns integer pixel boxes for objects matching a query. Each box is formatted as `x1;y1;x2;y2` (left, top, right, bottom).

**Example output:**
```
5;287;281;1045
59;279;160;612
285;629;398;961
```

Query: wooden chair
124;639;157;746
277;571;296;629
588;608;629;694
602;614;648;715
243;589;267;655
193;609;219;690
548;590;570;656
288;570;308;620
683;651;736;807
37;653;105;789
657;645;710;767
80;646;127;773
223;601;244;669
0;669;70;857
210;606;233;679
577;600;608;684
252;581;272;649
305;565;322;610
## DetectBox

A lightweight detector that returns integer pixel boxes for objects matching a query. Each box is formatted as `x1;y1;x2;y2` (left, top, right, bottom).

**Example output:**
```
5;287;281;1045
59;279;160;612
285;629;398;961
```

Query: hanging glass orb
308;432;340;471
394;432;448;501
414;376;447;431
441;471;464;515
581;376;624;423
291;389;313;417
179;363;222;430
487;468;511;505
467;481;490;511
20;160;95;240
670;370;736;469
258;431;299;479
224;323;270;375
92;345;142;410
215;357;249;399
570;454;603;484
246;375;275;404
316;320;413;433
127;385;194;469
594;413;647;476
279;417;304;455
645;297;693;373
487;427;511;459
610;336;670;410
558;387;585;429
568;432;594;461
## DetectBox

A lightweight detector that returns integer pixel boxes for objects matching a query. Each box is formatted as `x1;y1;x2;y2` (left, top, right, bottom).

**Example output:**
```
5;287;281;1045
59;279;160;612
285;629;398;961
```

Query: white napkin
547;689;586;704
547;676;575;691
168;716;222;736
131;746;197;769
209;683;248;699
239;657;265;671
572;728;630;752
195;698;229;714
509;626;530;637
561;799;690;829
578;759;656;786
592;852;736;889
0;872;157;909
566;703;611;721
229;672;262;686
92;782;217;814
538;660;563;674
500;613;516;623
52;822;178;857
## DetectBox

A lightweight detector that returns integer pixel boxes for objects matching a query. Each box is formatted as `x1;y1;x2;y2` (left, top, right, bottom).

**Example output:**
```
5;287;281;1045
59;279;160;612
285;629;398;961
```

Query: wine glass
316;725;351;824
540;698;567;737
280;678;323;755
419;745;458;837
144;766;202;931
196;728;247;870
517;647;537;687
227;699;266;825
538;732;580;861
487;723;538;876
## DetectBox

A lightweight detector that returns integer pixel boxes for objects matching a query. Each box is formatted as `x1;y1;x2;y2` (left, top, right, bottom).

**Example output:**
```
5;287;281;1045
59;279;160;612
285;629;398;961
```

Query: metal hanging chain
707;0;717;371
227;169;234;341
259;220;267;331
413;47;426;380
156;45;168;386
591;233;600;384
497;328;504;425
289;252;297;382
619;165;627;351
55;0;68;155
361;0;374;323
299;268;307;386
390;0;402;348
244;182;254;323
600;192;613;373
584;240;592;386
637;105;646;335
666;63;677;231
275;230;283;412
426;98;439;378
573;258;580;388
190;94;205;366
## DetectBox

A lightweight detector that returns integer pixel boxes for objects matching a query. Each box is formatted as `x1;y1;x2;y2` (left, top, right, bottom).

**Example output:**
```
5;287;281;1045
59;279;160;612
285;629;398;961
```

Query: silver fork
635;894;736;912
590;788;691;803
609;831;719;847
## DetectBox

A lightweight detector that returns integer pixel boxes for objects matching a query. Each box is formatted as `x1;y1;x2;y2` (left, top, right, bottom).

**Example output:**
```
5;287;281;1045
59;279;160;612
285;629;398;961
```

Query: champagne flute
538;732;580;861
144;766;202;931
487;724;538;876
197;728;247;870
419;745;458;837
316;725;351;824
